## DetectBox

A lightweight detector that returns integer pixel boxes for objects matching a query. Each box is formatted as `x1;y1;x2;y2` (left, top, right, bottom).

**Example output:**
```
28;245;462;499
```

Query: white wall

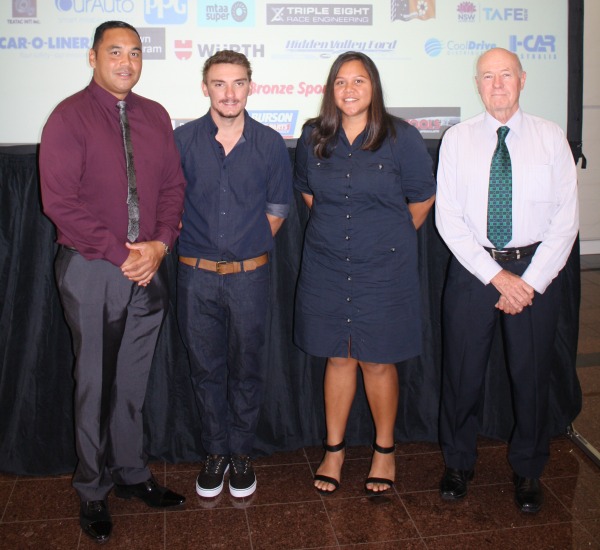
579;0;600;254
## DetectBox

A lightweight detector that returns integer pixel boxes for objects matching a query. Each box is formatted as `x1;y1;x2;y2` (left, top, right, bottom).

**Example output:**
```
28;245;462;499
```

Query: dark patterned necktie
117;100;139;242
487;126;512;249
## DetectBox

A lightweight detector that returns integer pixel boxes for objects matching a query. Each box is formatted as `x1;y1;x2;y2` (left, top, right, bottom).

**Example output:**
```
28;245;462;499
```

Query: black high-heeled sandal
364;442;395;495
314;440;346;494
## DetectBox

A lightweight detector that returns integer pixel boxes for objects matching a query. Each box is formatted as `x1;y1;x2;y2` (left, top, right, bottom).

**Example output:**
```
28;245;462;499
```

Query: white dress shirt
435;109;579;294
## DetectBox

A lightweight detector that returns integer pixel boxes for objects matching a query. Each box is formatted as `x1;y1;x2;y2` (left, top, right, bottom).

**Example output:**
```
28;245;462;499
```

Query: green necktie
487;126;512;249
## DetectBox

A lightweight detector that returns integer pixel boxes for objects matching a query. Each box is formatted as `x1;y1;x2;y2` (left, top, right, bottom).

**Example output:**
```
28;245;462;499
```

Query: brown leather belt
179;253;268;274
484;242;541;262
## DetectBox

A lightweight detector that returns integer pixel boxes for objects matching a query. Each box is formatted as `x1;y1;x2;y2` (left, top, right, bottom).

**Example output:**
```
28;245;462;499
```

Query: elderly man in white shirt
435;47;579;513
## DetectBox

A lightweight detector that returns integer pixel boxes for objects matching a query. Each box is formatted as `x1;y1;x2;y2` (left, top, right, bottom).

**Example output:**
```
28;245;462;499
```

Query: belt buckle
215;260;228;274
491;249;503;260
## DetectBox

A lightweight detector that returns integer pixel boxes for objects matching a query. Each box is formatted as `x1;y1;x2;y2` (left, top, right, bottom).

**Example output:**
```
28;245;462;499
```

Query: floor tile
424;522;600;549
0;481;15;517
253;448;308;466
324;495;419;545
79;513;166;550
250;463;320;505
3;477;77;522
402;482;572;538
247;500;336;550
0;519;80;549
545;467;600;520
167;508;251;549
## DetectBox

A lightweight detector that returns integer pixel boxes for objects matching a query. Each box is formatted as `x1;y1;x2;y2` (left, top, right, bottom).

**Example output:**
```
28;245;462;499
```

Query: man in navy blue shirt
174;50;292;498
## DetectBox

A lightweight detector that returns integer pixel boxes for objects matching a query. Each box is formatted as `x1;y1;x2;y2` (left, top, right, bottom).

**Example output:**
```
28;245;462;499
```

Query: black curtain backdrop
0;143;582;476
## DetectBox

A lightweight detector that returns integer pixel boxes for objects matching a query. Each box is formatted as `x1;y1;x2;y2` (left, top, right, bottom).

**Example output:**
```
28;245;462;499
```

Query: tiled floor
1;257;600;549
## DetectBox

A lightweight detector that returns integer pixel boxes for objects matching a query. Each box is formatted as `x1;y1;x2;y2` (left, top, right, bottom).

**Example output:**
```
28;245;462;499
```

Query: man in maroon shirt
39;20;186;544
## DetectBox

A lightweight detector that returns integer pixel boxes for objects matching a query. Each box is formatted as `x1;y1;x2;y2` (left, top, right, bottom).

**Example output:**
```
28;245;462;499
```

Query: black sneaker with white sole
196;454;229;498
229;455;257;498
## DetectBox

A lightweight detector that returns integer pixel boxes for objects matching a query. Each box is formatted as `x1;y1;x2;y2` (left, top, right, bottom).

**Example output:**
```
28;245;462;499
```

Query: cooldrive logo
197;43;264;57
198;0;255;27
7;0;40;24
267;4;372;25
145;0;187;23
55;0;135;14
482;7;528;21
138;27;165;59
456;2;476;23
425;37;496;57
391;0;435;21
284;38;397;58
509;35;556;59
249;111;298;138
0;35;91;48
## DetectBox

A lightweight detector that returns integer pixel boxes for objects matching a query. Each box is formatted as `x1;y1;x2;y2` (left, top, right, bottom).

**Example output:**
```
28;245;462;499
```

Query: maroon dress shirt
40;79;185;267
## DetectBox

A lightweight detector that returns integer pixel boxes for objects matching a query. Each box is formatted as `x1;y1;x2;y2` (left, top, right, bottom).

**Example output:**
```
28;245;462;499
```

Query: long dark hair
306;51;395;159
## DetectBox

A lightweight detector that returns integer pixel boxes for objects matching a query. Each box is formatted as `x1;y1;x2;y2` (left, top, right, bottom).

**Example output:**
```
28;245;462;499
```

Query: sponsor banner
266;4;372;26
174;38;192;59
482;7;529;22
509;34;557;60
172;112;299;138
138;27;165;59
388;107;460;139
0;35;91;49
7;0;40;24
54;0;136;15
456;1;477;23
145;0;188;24
196;42;265;57
424;37;496;57
197;0;255;27
457;2;530;23
391;0;435;22
248;110;298;138
250;81;324;97
283;38;397;58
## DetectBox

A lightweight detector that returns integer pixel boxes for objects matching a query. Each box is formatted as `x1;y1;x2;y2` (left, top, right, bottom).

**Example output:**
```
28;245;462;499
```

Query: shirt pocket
522;164;556;223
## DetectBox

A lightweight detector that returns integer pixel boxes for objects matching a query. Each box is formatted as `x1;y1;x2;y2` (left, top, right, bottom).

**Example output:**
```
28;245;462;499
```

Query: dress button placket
345;155;353;330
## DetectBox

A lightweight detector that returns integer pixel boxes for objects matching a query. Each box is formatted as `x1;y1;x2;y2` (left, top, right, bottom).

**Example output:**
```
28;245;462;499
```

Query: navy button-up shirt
175;111;292;261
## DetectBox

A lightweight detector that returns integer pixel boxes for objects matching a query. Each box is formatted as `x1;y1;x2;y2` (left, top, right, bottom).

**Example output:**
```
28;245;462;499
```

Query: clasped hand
120;241;165;287
491;269;535;315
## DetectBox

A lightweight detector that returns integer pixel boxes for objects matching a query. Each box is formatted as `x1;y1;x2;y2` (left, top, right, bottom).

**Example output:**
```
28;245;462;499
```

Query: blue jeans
177;262;270;456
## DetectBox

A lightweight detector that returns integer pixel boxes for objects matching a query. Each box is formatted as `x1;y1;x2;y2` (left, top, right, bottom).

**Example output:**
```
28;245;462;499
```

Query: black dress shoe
114;477;185;508
440;467;474;500
514;475;542;513
80;500;112;544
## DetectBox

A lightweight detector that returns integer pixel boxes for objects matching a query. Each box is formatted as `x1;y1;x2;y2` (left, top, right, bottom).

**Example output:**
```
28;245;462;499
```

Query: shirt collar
204;109;250;140
87;79;139;114
483;108;522;137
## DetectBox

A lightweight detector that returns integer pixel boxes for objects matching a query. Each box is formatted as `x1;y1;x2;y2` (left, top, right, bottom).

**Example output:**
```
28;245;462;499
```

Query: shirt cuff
266;202;289;219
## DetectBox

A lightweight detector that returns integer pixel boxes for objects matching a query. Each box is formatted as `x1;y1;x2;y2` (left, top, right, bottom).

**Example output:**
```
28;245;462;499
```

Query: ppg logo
13;0;36;17
145;0;187;24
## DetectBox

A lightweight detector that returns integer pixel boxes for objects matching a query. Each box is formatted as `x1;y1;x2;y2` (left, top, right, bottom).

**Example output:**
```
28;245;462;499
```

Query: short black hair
92;21;140;51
